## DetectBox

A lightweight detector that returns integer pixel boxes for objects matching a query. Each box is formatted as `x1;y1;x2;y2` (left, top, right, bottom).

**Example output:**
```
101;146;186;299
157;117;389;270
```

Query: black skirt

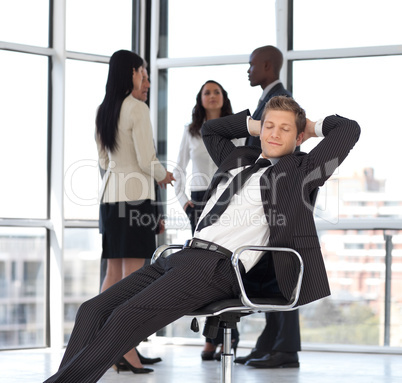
100;200;158;259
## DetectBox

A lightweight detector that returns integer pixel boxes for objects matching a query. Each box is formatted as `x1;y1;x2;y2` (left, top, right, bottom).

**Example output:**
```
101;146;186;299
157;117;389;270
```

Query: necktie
196;158;271;232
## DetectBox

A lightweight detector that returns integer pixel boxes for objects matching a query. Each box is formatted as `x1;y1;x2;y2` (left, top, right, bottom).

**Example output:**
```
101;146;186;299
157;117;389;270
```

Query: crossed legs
44;250;239;383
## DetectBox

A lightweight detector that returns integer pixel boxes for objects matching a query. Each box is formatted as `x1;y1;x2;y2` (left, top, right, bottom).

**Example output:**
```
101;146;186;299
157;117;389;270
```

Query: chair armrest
151;244;183;264
231;246;304;311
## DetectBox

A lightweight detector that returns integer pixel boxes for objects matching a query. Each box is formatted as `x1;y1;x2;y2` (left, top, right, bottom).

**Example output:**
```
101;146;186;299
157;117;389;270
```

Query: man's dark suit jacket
202;110;360;306
246;82;292;147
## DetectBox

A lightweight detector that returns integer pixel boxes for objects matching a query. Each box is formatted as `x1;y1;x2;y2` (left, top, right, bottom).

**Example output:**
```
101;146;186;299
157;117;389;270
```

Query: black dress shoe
201;350;215;361
234;349;267;365
245;351;299;369
120;357;154;374
136;348;162;364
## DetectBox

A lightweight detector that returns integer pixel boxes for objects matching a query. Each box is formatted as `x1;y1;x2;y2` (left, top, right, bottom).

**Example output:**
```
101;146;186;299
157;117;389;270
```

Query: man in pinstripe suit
44;96;360;382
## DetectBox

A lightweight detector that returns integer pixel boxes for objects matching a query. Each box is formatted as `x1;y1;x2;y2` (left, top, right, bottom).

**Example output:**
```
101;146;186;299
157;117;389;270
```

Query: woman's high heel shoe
214;333;240;361
120;357;154;374
113;359;128;372
135;348;162;364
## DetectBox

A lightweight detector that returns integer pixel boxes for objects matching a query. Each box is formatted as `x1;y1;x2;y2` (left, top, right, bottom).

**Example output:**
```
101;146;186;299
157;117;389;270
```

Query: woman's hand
183;200;195;211
158;171;175;188
157;219;165;234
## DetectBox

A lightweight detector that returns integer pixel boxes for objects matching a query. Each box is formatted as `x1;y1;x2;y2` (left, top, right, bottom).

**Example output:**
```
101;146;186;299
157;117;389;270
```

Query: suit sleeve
302;114;361;194
201;110;250;167
96;132;109;172
130;101;167;182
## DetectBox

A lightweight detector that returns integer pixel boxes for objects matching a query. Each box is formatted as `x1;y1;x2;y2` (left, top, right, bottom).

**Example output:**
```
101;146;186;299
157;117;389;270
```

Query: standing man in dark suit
44;97;360;383
234;45;301;369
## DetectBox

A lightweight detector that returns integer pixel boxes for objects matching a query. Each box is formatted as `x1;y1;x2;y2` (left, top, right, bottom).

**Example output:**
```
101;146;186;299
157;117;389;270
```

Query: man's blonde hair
261;96;306;135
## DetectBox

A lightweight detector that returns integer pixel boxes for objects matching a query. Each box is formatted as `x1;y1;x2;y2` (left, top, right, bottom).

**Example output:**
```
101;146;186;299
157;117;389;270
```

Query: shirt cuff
246;116;252;134
315;119;324;137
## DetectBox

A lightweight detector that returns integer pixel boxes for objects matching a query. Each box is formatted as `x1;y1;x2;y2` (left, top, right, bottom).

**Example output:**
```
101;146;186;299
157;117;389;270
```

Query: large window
293;0;402;50
63;228;101;343
302;229;402;347
0;227;46;349
293;56;402;221
64;59;109;220
0;0;49;47
165;0;276;58
66;0;133;56
0;51;48;219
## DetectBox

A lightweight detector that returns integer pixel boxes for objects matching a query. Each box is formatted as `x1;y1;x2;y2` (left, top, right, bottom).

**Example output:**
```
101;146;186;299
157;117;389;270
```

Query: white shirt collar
259;79;282;102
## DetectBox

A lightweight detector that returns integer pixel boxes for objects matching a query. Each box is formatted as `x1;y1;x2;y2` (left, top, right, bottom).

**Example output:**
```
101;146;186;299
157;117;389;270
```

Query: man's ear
296;132;304;146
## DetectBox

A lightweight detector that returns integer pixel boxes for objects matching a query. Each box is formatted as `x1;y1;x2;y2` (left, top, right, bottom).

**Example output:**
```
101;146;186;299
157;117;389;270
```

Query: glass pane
164;65;261;235
164;0;276;58
292;56;402;221
293;0;402;50
0;0;49;47
66;0;132;56
0;51;48;219
64;59;109;220
300;229;402;348
0;227;46;349
63;228;101;343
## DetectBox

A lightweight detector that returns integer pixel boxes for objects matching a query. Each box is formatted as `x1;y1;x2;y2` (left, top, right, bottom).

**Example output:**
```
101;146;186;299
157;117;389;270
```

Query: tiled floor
1;339;402;383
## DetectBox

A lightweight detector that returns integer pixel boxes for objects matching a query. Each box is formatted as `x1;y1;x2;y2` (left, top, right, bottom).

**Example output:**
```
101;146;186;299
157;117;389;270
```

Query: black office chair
151;244;304;383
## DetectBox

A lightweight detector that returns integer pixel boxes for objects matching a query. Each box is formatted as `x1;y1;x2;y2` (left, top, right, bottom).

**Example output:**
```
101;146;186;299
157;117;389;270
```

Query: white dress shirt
259;79;281;103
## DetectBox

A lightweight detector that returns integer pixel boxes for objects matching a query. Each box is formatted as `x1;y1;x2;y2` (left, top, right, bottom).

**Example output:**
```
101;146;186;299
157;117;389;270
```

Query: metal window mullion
149;0;160;139
48;0;66;350
288;45;402;61
384;233;393;346
276;0;289;87
0;41;54;56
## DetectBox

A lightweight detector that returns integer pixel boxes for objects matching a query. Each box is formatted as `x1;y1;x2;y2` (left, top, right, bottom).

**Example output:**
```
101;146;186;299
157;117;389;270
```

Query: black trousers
185;190;207;234
255;311;301;353
206;254;299;352
44;249;240;383
243;251;301;353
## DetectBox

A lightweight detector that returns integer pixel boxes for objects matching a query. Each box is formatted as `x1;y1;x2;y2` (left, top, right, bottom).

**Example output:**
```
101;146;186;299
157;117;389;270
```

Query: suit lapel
252;100;266;119
267;82;286;98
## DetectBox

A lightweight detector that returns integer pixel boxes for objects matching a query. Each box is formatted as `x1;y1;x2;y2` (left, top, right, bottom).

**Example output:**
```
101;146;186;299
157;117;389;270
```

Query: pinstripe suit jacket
202;110;360;306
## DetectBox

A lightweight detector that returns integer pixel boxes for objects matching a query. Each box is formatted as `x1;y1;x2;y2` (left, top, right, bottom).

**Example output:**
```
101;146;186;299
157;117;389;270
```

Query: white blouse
173;126;217;208
173;125;246;208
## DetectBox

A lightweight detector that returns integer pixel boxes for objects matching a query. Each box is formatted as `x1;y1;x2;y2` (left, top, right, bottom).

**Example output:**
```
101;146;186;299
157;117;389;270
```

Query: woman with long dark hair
96;50;174;374
173;80;240;360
